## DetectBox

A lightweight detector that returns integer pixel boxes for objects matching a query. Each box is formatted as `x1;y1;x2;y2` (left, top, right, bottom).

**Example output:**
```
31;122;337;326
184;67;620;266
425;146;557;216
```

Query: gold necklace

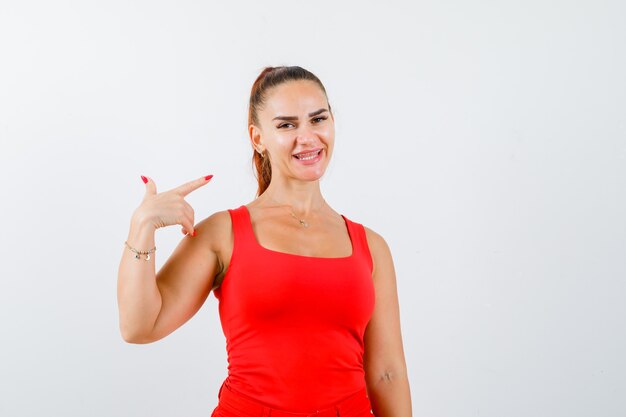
266;196;326;228
289;211;309;228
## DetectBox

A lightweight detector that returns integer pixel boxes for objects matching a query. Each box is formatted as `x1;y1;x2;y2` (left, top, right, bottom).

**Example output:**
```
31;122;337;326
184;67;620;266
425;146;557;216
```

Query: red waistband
215;379;373;417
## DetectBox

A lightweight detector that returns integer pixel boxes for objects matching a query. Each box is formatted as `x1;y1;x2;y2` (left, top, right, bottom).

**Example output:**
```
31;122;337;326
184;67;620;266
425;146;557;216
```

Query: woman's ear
249;124;264;154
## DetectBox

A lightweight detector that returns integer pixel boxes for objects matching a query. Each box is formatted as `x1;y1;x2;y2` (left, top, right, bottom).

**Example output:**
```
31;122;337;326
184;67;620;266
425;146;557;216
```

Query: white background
1;1;624;416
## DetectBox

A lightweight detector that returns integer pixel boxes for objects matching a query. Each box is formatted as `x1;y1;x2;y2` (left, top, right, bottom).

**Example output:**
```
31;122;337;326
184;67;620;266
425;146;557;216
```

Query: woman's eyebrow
272;108;328;122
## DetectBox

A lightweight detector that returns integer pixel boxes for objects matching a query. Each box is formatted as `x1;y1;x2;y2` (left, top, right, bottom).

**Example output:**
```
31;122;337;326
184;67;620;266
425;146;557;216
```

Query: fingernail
141;175;148;184
192;229;197;236
204;174;213;181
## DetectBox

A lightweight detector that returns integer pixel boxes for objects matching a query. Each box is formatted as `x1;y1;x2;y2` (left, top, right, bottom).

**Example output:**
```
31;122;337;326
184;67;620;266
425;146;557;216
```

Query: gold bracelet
124;240;156;261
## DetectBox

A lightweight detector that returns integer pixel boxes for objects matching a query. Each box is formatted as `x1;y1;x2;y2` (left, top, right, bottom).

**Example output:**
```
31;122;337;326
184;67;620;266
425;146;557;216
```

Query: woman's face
251;80;335;183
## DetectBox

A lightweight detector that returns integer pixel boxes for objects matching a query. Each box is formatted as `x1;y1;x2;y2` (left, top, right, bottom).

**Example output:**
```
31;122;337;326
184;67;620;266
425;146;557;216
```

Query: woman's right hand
131;174;214;236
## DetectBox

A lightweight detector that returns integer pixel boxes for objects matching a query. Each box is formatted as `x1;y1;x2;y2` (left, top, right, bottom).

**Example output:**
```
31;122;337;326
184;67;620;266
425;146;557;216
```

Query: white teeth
295;150;320;160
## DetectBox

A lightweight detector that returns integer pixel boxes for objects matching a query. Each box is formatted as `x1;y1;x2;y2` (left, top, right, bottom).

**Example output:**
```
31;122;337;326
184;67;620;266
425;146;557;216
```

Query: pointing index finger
176;174;214;196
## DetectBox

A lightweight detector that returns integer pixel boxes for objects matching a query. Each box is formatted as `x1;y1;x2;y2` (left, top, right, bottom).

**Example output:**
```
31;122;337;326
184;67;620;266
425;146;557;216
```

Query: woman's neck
257;179;327;217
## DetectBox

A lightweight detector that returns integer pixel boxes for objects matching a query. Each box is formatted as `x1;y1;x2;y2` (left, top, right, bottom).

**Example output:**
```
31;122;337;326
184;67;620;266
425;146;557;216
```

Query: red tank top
212;204;375;412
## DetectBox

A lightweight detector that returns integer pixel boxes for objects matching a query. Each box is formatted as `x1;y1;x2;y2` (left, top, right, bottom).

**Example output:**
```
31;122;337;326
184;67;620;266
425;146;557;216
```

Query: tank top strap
227;205;258;254
342;214;374;274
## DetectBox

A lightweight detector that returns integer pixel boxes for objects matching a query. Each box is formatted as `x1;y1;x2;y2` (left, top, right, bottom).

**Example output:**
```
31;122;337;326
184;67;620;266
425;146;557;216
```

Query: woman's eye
278;117;326;129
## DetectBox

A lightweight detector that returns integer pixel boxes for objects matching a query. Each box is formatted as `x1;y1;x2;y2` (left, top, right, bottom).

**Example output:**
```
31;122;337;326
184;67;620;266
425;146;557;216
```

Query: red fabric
212;378;373;417
212;205;375;412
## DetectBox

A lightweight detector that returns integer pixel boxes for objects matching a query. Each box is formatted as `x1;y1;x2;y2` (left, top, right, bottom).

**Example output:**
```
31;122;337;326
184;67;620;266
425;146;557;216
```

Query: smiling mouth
293;149;322;160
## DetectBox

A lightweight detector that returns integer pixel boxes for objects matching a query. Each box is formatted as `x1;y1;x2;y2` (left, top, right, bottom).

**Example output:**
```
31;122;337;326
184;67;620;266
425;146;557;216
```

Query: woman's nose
295;124;318;142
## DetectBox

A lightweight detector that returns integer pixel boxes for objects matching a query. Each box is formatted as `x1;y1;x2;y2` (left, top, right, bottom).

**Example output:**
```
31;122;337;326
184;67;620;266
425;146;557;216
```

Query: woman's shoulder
193;208;235;251
342;214;387;248
361;224;389;252
354;221;393;273
199;207;232;226
194;203;252;242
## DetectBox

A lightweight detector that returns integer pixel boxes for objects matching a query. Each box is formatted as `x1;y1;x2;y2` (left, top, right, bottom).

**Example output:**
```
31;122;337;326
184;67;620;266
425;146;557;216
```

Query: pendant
290;211;309;227
145;254;151;261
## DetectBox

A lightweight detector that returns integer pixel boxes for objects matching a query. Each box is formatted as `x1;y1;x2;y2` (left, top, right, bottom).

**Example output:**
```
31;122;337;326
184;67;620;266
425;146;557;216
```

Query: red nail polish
192;229;197;236
204;174;213;181
141;175;148;184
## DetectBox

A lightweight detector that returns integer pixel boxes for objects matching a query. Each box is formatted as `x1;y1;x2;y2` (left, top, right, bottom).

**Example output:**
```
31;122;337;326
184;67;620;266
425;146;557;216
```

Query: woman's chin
298;172;325;182
291;167;327;182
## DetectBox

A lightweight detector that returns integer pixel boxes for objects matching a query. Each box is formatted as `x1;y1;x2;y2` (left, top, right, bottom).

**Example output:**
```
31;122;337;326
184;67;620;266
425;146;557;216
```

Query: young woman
117;66;412;417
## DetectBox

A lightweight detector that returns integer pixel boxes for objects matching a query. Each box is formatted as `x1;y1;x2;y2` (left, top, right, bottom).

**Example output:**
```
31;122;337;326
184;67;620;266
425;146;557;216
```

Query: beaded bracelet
124;240;156;261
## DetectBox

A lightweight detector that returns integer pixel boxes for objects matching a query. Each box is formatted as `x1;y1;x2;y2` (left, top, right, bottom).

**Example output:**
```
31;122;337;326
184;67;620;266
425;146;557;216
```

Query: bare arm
363;226;412;417
116;174;223;343
117;210;228;344
117;215;161;343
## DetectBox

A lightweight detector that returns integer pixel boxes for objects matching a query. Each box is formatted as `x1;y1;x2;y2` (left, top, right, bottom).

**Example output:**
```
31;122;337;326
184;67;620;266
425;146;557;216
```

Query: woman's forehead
263;81;327;114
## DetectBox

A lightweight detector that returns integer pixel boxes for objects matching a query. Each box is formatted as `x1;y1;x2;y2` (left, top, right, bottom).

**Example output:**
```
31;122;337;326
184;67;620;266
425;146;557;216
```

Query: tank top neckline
240;204;356;261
